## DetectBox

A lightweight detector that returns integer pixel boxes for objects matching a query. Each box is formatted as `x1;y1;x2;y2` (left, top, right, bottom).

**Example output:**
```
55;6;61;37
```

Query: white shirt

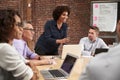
79;37;108;56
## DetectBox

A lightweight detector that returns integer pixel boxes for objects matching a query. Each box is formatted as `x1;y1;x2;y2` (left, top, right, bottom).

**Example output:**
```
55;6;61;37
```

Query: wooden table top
37;56;92;80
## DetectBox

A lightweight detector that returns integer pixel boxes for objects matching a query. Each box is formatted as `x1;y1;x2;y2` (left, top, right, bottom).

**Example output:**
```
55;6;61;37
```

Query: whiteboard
91;2;118;32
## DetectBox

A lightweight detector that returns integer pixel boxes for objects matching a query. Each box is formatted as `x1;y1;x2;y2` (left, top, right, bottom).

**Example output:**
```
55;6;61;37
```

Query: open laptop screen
61;54;77;74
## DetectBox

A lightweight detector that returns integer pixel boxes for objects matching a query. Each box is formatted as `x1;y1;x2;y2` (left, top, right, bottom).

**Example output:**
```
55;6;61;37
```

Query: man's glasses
23;28;35;32
15;22;23;27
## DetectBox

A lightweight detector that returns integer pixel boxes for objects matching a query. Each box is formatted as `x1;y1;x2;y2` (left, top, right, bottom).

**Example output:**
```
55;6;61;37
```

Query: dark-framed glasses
23;28;35;32
15;22;23;27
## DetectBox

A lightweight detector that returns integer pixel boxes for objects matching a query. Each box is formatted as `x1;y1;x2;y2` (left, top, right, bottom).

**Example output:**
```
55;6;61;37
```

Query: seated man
13;22;54;65
79;20;120;80
79;26;108;56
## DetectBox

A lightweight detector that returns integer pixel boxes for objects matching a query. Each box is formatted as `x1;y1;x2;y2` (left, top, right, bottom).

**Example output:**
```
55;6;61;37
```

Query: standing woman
0;9;38;80
35;5;70;55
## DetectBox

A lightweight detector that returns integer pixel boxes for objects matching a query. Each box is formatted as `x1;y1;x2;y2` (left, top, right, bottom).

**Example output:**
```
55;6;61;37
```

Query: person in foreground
35;5;70;55
79;26;108;56
0;9;39;80
13;22;54;65
79;20;120;80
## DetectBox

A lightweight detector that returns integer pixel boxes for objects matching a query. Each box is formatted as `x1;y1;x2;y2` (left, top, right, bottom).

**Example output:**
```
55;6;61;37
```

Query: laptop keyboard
49;70;65;77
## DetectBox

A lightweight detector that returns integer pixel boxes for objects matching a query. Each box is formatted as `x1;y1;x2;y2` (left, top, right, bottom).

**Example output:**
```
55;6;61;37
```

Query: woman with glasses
0;9;39;80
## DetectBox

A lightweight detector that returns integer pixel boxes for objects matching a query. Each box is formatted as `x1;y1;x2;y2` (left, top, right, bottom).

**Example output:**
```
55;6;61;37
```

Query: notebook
94;48;109;55
61;44;82;59
40;53;78;80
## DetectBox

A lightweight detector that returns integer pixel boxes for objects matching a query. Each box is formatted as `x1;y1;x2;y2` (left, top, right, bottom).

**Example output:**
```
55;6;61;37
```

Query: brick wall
32;0;116;45
0;0;117;47
31;0;92;53
32;0;93;44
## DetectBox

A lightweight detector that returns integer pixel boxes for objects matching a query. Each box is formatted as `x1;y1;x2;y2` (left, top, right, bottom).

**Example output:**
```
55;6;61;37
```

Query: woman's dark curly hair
52;5;70;21
0;9;21;43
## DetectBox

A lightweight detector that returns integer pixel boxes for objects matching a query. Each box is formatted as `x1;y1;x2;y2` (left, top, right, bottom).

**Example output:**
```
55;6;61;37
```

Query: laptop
61;44;82;59
94;48;109;56
40;53;78;80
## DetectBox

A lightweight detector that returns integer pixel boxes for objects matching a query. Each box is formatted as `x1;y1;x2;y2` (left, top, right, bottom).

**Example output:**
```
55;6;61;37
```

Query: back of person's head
90;26;100;35
0;9;21;43
52;5;70;21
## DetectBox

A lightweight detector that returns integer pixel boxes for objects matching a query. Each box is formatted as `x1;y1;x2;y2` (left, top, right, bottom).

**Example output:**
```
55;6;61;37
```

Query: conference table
37;56;92;80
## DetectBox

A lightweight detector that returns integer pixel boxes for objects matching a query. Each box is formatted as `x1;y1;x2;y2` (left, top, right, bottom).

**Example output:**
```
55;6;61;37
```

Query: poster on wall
91;2;118;32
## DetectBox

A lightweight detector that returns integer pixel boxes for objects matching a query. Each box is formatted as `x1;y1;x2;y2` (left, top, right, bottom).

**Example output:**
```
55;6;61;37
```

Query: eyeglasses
15;22;23;27
23;28;35;32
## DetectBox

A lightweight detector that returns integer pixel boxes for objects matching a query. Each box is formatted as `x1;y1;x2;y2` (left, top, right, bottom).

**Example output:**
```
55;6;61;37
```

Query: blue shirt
35;20;68;55
79;37;108;56
13;39;37;59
